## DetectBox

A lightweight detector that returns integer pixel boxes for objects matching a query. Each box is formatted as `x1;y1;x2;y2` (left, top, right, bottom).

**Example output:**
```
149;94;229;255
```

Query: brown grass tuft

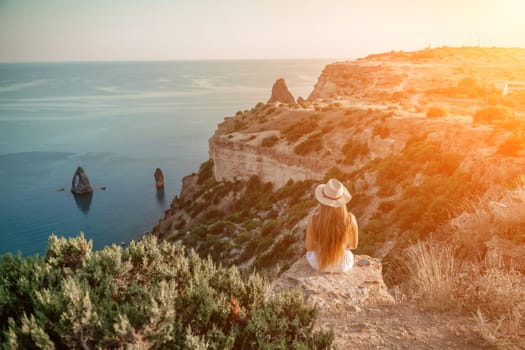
405;241;456;311
405;239;525;348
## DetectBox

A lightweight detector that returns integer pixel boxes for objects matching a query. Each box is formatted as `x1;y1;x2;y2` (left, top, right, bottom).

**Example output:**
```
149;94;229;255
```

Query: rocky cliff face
209;126;328;188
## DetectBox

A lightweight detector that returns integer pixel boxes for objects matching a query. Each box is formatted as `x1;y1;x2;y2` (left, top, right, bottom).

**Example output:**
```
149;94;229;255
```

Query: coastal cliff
153;47;525;348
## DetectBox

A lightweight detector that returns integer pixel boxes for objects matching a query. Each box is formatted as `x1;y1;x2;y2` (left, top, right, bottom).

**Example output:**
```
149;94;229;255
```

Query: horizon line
0;56;349;65
2;45;525;65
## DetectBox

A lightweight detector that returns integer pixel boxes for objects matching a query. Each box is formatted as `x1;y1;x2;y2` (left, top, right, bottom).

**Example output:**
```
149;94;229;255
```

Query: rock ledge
272;255;394;307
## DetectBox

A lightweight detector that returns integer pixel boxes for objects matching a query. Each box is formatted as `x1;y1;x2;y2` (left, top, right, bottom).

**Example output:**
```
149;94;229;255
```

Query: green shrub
234;119;247;131
282;119;319;144
378;201;395;213
457;76;485;98
260;220;279;237
498;135;525;156
261;135;279;147
426;105;449;118
0;234;333;349
294;133;323;155
197;160;214;185
373;124;391;138
473;105;514;124
341;139;369;164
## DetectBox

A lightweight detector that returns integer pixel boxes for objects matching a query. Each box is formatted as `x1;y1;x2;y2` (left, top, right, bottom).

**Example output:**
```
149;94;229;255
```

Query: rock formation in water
267;78;295;104
71;166;93;195
154;168;164;189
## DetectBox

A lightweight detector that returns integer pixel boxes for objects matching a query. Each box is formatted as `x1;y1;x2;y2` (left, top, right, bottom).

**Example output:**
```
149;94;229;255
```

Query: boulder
71;166;93;195
154;168;164;189
272;255;394;307
267;78;295;104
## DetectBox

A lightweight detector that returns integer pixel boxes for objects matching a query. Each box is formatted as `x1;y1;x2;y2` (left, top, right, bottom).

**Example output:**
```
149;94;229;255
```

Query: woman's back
305;179;358;272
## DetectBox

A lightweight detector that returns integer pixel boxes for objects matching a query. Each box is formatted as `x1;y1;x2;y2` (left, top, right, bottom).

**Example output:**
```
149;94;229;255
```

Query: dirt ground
316;302;494;350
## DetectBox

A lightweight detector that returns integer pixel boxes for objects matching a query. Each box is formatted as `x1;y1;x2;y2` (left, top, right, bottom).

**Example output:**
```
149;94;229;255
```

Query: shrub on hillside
261;135;279;147
341;139;369;164
426;105;449;118
497;134;525;156
457;76;485;98
282;116;319;144
234;119;247;131
294;133;323;155
373;124;391;138
0;234;333;349
473;105;514;124
197;159;214;185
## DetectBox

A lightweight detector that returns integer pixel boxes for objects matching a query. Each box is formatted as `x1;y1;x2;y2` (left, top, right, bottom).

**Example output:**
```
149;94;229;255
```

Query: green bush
426;105;449;118
373;124;391;138
260;219;278;237
261;135;279;147
498;135;525;156
473;105;514;124
197;159;214;185
457;76;485;98
341;139;369;164
282;119;319;144
234;119;247;131
0;234;333;349
294;133;323;155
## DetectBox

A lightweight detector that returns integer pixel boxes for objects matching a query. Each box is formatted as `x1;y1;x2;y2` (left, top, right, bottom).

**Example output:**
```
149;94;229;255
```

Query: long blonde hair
310;204;357;270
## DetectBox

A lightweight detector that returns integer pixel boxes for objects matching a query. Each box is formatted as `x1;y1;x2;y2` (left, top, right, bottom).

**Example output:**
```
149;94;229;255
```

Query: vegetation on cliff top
0;234;333;349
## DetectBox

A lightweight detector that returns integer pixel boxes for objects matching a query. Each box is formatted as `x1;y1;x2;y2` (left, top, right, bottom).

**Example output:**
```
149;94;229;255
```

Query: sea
0;59;331;256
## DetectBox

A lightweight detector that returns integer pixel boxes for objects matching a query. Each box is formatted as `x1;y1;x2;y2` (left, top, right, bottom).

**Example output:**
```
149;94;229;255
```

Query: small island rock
267;78;295;104
154;168;164;189
71;166;93;195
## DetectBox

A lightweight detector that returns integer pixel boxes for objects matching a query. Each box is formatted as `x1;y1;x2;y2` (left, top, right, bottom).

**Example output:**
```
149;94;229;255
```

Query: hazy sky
1;0;524;62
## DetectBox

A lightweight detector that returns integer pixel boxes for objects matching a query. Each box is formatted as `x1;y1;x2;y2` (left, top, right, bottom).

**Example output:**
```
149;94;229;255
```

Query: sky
0;0;524;62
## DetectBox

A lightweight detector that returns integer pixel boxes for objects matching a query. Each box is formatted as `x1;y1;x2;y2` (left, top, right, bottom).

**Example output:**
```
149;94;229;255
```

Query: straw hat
315;178;352;207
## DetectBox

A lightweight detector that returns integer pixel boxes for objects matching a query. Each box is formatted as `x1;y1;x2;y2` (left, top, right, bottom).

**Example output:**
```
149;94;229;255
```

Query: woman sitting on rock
305;178;358;272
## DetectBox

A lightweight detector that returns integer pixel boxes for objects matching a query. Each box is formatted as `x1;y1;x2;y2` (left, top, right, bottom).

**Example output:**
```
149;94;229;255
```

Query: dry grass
469;268;525;349
447;185;525;251
404;241;456;311
405;240;525;348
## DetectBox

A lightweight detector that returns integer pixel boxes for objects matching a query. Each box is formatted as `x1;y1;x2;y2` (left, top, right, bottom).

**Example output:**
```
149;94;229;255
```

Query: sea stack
71;166;93;195
154;168;164;189
267;78;295;104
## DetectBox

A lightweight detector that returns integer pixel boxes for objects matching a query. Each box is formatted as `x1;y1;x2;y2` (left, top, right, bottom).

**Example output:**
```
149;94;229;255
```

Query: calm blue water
0;60;329;255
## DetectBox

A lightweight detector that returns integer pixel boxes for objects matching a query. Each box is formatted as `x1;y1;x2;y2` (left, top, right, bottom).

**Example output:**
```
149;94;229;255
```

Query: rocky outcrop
154;168;164;189
71;166;93;195
273;255;396;348
273;255;394;307
267;78;295;104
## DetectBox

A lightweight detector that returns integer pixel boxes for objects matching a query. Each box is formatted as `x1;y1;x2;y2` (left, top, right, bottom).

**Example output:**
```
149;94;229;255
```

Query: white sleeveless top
306;249;354;273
